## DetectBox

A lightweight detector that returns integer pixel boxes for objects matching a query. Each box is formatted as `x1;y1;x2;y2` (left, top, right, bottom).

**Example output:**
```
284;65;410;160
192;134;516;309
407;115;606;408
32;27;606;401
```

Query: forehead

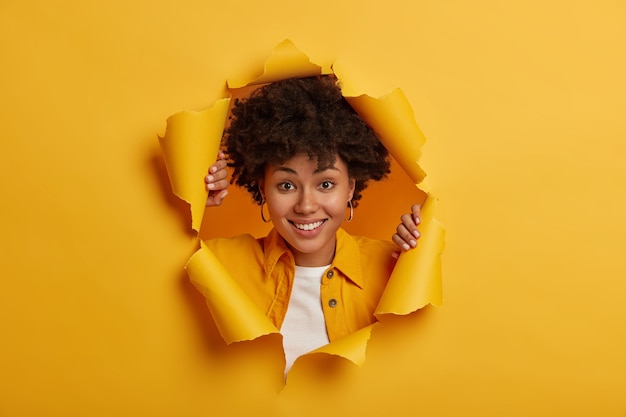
266;153;347;175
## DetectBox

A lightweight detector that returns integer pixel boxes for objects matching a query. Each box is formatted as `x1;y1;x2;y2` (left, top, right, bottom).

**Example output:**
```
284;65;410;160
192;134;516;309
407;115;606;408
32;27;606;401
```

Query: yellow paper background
1;1;625;416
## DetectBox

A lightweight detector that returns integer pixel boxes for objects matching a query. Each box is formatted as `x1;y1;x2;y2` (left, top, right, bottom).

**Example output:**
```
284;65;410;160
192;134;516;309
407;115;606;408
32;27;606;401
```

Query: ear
257;179;266;201
347;178;356;201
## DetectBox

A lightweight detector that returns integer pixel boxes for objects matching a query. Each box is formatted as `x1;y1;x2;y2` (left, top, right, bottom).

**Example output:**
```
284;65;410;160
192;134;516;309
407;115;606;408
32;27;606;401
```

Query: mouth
290;219;326;231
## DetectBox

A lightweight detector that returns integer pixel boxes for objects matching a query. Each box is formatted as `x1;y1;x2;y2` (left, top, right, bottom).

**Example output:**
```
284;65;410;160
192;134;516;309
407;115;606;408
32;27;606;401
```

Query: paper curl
158;99;230;231
186;242;279;343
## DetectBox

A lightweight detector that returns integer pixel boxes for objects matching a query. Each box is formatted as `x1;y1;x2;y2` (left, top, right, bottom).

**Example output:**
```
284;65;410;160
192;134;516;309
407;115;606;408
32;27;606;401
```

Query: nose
294;188;319;214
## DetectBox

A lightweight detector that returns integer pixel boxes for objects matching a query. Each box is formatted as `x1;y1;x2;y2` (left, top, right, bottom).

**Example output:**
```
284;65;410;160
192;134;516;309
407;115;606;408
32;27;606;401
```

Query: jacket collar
332;228;365;289
262;227;364;289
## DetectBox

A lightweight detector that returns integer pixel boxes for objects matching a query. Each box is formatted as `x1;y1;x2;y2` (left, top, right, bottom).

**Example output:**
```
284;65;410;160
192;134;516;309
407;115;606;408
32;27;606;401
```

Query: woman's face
261;153;355;267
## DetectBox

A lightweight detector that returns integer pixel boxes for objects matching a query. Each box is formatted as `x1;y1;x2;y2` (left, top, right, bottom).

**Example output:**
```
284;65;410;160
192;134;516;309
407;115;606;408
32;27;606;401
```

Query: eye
278;182;295;191
319;180;335;190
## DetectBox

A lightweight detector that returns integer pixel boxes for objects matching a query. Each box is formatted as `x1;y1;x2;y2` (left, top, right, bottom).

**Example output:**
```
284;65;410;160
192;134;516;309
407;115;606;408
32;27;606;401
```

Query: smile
291;220;326;231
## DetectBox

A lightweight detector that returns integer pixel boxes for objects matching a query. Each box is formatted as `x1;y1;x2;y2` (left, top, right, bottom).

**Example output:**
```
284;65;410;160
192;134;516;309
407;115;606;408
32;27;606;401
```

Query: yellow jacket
203;227;397;341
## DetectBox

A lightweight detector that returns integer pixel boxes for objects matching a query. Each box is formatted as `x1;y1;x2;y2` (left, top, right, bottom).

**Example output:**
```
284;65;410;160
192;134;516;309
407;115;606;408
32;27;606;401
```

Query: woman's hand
205;150;229;207
392;204;421;253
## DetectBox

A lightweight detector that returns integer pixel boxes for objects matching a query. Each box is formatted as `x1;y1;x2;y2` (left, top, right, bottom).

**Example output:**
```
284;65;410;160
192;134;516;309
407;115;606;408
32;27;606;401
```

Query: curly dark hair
224;75;390;207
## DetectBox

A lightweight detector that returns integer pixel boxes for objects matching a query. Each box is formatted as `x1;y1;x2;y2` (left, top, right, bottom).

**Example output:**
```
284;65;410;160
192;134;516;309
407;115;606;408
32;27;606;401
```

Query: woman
204;75;421;373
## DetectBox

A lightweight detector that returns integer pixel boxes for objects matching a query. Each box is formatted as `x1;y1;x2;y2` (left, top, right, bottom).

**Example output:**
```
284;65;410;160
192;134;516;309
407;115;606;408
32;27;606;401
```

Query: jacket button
328;299;337;308
326;270;334;279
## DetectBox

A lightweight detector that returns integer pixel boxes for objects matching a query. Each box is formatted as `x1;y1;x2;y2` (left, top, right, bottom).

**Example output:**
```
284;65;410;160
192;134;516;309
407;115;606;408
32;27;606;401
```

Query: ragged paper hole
159;39;445;382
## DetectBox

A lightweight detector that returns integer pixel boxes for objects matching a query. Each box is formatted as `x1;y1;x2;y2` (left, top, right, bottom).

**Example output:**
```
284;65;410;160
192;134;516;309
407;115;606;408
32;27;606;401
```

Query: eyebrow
272;165;341;175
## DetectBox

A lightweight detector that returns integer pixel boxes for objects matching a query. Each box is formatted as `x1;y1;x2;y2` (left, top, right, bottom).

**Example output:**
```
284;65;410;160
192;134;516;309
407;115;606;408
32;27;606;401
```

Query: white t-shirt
281;265;331;375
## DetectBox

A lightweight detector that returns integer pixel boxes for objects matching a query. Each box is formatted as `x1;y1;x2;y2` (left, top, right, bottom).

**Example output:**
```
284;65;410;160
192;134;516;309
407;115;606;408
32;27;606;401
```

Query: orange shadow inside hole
199;81;426;242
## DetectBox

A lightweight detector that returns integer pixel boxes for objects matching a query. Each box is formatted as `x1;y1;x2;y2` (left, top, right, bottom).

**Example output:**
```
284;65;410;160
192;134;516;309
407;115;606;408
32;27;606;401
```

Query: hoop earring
260;200;272;223
346;200;354;222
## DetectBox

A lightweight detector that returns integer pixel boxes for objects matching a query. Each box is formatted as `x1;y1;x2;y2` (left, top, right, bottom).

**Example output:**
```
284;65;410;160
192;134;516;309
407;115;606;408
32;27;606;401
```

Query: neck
290;242;336;267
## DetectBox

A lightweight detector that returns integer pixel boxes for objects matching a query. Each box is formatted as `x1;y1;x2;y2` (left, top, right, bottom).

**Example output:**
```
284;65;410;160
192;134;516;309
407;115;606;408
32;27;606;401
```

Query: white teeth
294;220;324;231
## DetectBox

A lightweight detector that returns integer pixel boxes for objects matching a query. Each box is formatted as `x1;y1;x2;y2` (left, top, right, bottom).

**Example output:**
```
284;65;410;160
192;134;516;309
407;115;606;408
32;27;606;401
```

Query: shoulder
335;228;397;285
351;234;396;251
338;228;396;257
352;235;397;274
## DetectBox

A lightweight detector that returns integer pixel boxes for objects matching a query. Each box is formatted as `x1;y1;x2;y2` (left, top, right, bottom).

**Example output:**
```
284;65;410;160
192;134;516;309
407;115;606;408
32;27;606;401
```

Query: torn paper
158;99;230;231
158;39;445;372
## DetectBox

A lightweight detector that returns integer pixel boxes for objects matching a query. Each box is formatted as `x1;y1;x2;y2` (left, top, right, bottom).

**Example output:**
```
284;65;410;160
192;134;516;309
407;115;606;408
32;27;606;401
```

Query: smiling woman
203;75;423;374
261;154;355;267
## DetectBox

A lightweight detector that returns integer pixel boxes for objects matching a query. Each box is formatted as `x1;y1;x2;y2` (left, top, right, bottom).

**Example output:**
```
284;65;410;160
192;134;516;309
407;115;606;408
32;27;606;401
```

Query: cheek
266;194;291;214
327;195;349;214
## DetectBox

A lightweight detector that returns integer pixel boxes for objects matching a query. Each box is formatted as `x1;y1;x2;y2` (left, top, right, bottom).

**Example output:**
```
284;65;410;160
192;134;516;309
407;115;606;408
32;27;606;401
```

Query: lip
289;219;327;235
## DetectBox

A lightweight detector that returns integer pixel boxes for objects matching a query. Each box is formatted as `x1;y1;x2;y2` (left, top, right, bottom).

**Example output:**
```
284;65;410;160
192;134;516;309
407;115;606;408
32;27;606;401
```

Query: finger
412;204;422;225
395;224;418;249
207;153;227;173
392;233;411;251
213;189;229;205
392;230;417;251
211;166;229;181
400;213;420;239
206;178;229;191
209;158;228;175
205;169;228;187
206;162;229;187
206;189;229;207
